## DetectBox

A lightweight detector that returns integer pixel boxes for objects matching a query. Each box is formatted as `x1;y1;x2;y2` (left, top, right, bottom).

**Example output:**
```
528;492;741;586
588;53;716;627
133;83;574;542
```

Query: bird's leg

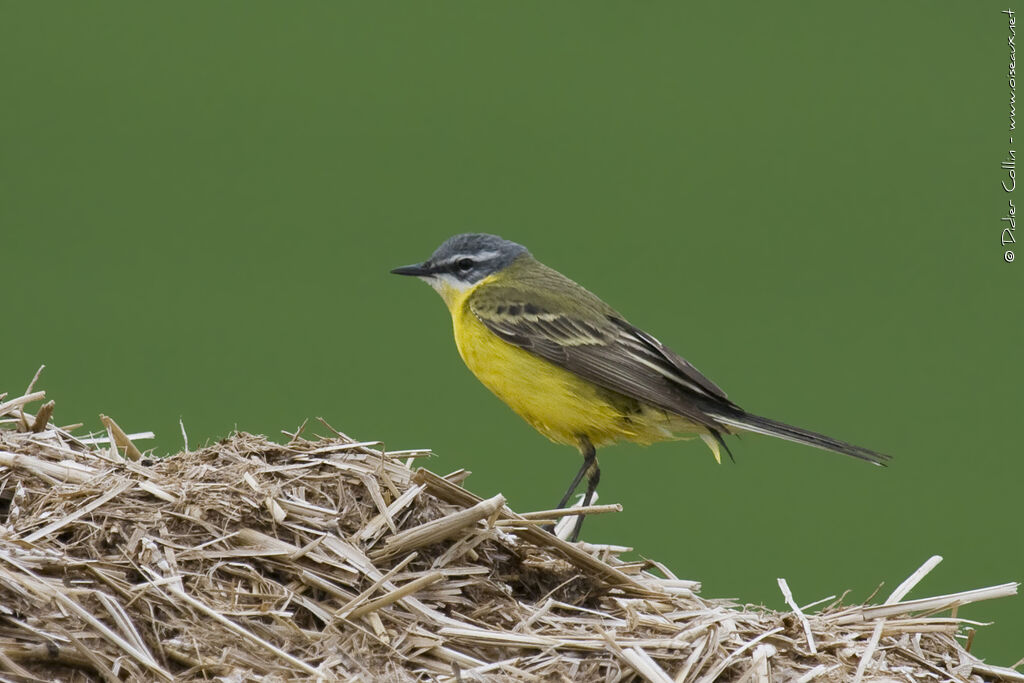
555;456;591;510
545;438;599;538
568;441;599;542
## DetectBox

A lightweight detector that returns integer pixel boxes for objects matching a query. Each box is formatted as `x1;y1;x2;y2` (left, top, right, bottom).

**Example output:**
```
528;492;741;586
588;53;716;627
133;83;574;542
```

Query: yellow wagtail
392;233;890;539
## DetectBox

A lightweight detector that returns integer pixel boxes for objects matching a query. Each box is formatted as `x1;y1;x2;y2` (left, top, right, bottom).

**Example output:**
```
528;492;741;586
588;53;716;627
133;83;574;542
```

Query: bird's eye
456;258;474;272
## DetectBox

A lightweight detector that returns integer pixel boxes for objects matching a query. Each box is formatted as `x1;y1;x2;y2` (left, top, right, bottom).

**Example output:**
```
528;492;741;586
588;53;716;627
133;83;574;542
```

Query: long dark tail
709;411;891;466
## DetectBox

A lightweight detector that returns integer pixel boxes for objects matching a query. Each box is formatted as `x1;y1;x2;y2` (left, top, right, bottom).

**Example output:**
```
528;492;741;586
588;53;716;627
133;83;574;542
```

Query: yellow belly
449;294;698;449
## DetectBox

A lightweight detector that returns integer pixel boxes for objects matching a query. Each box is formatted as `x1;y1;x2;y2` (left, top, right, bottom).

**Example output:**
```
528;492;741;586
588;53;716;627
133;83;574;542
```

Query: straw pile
0;376;1021;682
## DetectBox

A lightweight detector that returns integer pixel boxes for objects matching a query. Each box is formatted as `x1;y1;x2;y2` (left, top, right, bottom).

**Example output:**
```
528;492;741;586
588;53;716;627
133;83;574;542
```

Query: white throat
423;273;474;294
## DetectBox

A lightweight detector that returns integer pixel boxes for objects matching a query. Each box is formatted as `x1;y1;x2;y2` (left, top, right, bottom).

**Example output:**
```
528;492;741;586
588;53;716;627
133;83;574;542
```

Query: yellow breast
439;279;687;449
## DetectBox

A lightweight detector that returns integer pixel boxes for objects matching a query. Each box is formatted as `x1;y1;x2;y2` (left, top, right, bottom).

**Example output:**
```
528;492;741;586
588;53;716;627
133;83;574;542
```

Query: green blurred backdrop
3;1;1021;664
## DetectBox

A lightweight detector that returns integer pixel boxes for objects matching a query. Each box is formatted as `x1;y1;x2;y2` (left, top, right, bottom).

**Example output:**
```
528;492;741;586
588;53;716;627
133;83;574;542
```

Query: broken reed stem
336;552;419;618
519;503;623;520
346;571;445;619
0;391;46;419
777;578;816;655
31;400;55;432
834;583;1019;625
370;494;505;560
99;414;142;461
602;629;675;683
0;449;96;485
853;555;947;683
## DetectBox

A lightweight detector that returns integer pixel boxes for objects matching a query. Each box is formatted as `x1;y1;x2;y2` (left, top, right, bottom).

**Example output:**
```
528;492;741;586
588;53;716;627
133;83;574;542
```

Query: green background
3;2;1021;664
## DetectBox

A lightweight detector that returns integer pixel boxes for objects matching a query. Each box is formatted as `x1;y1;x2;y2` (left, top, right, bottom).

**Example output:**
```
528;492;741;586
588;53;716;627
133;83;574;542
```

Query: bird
392;233;890;540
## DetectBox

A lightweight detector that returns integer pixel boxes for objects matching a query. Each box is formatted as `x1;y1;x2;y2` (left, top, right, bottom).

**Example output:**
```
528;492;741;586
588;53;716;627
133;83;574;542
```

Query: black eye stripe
444;255;487;274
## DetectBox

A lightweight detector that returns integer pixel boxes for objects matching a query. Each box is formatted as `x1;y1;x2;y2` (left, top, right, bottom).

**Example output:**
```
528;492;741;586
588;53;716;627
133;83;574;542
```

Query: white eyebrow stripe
441;250;502;265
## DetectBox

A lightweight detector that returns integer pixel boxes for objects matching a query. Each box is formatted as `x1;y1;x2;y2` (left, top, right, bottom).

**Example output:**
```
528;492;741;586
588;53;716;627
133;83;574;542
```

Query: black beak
390;262;432;277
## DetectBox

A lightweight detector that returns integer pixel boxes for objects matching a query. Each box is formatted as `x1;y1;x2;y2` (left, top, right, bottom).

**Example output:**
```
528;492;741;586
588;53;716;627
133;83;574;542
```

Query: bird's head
391;233;530;306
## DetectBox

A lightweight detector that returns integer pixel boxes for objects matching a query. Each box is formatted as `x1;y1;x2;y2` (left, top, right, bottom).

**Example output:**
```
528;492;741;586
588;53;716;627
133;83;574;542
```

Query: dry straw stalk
0;380;1020;681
